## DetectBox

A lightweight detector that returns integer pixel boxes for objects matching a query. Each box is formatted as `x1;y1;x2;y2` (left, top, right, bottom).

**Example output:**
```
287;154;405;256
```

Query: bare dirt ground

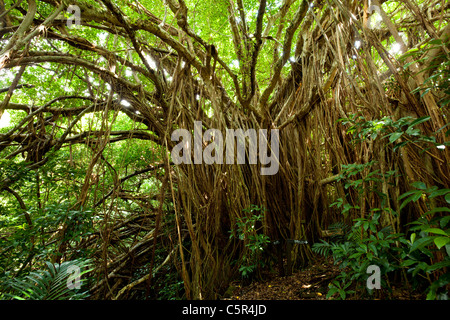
225;258;423;300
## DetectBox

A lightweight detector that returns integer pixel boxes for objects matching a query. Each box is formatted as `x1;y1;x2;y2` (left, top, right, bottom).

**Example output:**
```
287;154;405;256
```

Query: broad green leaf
401;259;417;267
408;116;430;127
368;243;378;256
389;132;403;143
411;181;427;190
410;236;435;252
434;237;450;249
420;87;432;97
403;61;416;69
440;216;450;228
398;189;421;200
399;48;419;61
410;233;416;244
326;287;339;299
349;252;362;259
423;207;450;216
429;188;450;198
426;290;436;300
424;228;448;236
363;221;369;231
440;98;450;107
428;39;442;45
399;192;422;211
424;260;450;272
393;141;408;150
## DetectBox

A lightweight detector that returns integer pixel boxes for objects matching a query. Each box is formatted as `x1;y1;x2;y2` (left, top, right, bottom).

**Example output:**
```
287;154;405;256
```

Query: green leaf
445;193;450;204
399;48;419;61
326;287;339;299
9;259;92;300
410;236;435;252
428;39;442;45
423;207;450;216
429;189;450;198
398;189;420;200
440;98;450;107
408;116;430;127
403;61;416;69
368;243;378;255
434;237;450;249
411;181;427;190
363;221;369;231
426;289;436;300
410;233;416;244
420;87;432;97
424;228;448;236
389;132;403;143
399;192;422;211
425;260;450;272
440;216;450;228
401;259;417;267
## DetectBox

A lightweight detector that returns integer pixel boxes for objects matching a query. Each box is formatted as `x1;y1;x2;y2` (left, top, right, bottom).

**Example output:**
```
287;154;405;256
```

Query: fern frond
329;222;350;243
7;259;93;300
312;240;332;257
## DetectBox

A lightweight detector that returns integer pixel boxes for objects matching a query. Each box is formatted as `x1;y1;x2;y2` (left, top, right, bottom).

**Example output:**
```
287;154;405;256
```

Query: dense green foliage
229;205;271;278
5;259;92;300
313;116;450;300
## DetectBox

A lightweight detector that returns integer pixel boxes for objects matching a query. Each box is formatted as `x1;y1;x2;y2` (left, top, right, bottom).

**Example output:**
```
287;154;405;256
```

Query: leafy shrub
314;208;407;299
399;183;450;300
319;112;449;299
402;37;450;108
315;175;449;300
230;205;271;278
157;271;184;300
0;201;96;295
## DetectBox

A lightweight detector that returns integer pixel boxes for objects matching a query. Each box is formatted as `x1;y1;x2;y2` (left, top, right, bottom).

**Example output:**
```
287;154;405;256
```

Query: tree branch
259;0;309;116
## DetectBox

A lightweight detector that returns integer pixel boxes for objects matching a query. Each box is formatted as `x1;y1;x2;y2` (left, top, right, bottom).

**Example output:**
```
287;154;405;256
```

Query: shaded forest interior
0;0;449;300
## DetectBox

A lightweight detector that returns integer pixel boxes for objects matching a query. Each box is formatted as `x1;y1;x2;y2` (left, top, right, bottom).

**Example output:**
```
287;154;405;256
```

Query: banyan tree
0;0;448;299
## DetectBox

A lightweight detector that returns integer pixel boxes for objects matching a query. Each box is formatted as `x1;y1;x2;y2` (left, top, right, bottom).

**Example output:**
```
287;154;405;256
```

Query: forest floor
225;257;424;300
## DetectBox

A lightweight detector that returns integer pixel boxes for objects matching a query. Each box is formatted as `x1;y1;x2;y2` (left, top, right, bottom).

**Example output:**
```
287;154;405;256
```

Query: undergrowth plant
314;180;450;300
4;258;93;300
314;113;450;300
313;208;407;299
399;183;450;300
230;205;271;278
